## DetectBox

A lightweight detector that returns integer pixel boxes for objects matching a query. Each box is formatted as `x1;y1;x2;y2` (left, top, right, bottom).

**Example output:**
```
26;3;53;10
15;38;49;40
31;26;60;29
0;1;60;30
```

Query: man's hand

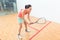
28;21;34;25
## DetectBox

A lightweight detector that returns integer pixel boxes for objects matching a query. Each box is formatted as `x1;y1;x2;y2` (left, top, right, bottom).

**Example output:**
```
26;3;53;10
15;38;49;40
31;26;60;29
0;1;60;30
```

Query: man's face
27;7;32;13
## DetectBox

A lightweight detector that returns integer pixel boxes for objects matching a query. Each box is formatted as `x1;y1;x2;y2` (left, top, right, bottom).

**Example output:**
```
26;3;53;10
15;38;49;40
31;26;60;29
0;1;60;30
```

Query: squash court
0;14;60;40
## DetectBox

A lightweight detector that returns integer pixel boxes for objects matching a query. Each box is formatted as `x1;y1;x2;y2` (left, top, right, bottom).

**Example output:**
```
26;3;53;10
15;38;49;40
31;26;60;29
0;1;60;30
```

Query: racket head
36;17;46;24
29;17;46;25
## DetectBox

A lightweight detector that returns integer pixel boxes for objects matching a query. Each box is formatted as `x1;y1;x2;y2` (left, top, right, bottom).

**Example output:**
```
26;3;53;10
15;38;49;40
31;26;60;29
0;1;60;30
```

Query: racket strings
37;17;46;24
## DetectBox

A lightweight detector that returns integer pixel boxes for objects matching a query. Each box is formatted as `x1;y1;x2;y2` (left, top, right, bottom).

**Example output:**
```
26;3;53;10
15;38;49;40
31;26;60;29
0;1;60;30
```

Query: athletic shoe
25;29;30;32
18;34;22;39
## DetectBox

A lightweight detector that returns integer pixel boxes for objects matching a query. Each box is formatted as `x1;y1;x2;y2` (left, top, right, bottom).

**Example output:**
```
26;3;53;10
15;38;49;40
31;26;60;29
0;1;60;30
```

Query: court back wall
16;0;60;23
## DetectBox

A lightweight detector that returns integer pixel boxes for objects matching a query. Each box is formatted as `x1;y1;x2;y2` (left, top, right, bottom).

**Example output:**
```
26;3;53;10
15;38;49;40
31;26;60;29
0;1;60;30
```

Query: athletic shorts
17;17;24;23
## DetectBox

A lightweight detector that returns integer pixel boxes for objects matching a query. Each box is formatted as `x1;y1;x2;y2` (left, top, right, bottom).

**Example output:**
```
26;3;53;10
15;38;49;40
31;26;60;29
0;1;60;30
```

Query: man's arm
22;12;25;20
28;13;30;21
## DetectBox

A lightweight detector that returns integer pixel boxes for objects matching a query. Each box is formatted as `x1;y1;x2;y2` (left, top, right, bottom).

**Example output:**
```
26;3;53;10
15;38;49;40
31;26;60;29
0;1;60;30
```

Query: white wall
16;0;60;23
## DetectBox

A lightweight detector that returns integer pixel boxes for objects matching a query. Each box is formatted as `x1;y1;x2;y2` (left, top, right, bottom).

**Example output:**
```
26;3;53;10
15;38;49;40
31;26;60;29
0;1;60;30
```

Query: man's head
25;4;32;12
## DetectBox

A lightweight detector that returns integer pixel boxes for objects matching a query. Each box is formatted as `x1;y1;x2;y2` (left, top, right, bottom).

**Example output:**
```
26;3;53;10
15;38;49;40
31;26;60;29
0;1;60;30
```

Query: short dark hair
25;4;31;9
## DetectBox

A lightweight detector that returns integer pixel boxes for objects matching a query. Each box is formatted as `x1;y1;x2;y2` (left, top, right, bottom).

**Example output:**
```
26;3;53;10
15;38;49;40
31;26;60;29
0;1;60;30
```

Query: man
17;4;32;38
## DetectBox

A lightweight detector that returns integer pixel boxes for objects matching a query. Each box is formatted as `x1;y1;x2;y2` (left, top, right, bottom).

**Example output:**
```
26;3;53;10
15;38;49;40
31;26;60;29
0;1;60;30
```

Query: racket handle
29;22;34;25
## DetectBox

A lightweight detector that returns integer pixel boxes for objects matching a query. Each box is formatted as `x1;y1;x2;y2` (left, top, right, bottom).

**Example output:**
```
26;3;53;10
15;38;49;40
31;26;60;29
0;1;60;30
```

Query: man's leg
18;23;22;35
17;17;23;39
18;23;22;38
24;21;30;32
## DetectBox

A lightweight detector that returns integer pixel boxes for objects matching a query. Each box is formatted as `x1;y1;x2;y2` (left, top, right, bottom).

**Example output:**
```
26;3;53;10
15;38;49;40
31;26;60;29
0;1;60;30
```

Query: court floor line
29;21;51;40
29;25;39;31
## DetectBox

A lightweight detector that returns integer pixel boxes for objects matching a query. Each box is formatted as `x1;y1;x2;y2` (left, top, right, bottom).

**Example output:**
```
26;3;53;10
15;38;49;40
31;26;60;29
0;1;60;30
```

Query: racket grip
29;22;34;25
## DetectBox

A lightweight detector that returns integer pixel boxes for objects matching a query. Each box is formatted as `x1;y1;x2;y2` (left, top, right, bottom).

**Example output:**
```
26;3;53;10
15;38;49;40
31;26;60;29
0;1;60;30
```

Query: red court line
29;26;39;31
29;21;51;40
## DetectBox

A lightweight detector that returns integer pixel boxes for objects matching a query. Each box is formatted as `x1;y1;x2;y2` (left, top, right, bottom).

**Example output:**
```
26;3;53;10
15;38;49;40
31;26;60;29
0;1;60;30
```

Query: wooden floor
0;14;60;40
